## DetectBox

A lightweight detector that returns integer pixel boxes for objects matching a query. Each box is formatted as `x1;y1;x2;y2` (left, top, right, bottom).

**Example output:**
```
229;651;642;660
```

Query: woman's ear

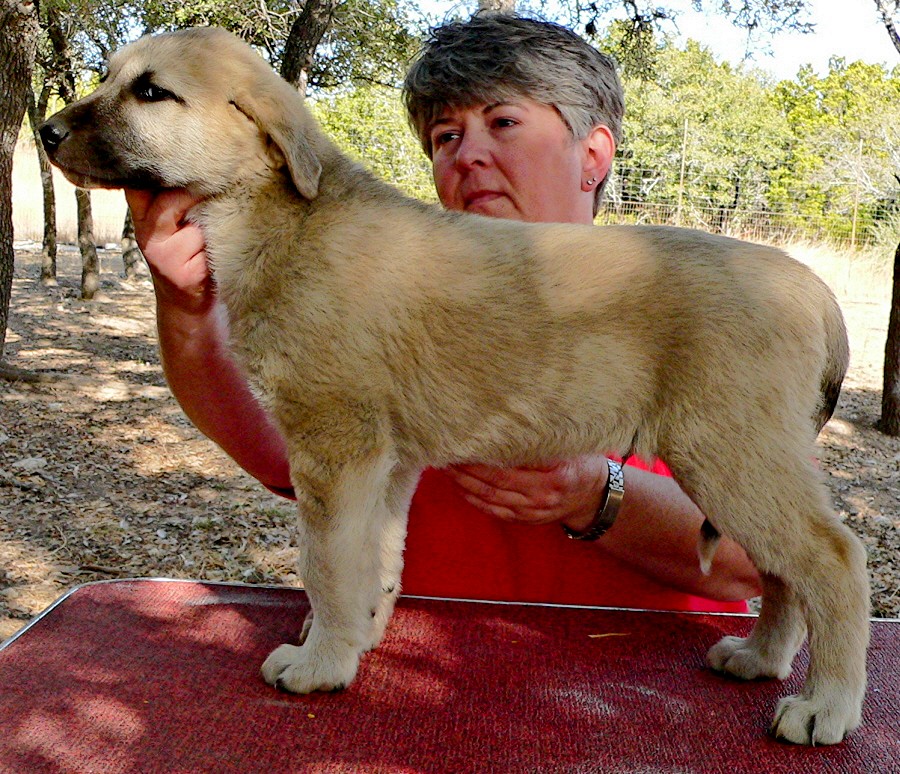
580;124;615;192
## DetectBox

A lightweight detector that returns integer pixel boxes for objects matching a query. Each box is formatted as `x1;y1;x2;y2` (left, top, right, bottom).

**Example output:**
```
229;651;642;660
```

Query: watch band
563;458;625;541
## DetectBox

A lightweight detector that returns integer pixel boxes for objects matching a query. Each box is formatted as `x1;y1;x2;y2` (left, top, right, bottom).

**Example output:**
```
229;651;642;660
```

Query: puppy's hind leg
261;442;398;694
708;573;806;680
686;451;869;745
767;512;869;745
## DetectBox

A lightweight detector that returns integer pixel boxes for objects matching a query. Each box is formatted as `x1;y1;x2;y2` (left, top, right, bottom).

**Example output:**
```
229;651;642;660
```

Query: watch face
608;460;625;493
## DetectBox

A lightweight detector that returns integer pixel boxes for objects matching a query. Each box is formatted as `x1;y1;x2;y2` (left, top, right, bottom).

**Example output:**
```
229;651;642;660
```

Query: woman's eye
433;131;460;147
494;118;518;129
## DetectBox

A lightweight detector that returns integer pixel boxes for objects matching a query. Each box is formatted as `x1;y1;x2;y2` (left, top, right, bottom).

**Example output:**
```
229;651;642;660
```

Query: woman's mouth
464;191;504;210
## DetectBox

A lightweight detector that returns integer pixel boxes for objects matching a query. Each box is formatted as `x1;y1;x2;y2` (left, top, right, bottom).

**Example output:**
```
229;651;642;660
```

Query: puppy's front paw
260;641;359;694
772;693;862;745
707;635;793;680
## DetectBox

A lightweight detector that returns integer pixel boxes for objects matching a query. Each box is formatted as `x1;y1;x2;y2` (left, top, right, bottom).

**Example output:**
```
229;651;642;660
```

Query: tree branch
873;0;900;56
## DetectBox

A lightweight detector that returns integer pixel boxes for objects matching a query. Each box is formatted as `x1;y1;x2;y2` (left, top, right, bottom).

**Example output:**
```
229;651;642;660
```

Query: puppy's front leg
261;445;396;693
367;467;420;652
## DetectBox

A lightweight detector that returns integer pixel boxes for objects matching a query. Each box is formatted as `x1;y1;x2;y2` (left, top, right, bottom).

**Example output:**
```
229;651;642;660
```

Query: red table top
0;579;897;773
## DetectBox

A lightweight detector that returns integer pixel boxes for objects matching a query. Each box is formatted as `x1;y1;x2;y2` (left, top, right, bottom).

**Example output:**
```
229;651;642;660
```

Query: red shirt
402;459;749;614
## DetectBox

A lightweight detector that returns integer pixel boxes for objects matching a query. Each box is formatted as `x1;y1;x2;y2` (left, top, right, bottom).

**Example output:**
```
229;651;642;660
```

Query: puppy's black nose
38;120;69;155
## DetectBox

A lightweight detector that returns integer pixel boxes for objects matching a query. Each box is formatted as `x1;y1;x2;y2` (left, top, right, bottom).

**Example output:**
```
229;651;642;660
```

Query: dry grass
13;135;129;246
783;240;894;390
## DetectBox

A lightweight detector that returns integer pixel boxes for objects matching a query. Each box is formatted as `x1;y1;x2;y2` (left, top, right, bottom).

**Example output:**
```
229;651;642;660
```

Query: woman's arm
447;457;762;602
126;189;293;494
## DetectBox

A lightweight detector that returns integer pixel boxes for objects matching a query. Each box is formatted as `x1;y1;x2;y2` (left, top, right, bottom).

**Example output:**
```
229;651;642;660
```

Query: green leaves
311;85;435;201
773;58;900;243
608;37;791;233
595;33;900;245
139;0;422;91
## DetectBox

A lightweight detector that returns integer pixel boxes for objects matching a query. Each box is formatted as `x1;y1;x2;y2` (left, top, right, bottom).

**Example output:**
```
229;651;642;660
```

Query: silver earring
586;177;597;186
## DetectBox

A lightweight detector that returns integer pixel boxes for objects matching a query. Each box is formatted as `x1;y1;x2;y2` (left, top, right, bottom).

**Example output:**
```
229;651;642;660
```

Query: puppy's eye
132;72;180;103
134;83;177;102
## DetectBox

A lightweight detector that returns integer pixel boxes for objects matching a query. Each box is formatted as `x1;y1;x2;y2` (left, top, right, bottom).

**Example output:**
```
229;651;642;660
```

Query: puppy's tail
816;291;850;434
697;518;721;576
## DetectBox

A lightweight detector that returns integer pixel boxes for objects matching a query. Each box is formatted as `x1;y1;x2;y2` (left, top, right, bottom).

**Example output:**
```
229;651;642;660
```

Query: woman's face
428;98;612;225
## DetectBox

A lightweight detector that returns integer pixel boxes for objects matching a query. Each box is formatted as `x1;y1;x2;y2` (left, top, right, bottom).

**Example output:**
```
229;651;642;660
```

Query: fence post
676;118;688;226
851;136;863;249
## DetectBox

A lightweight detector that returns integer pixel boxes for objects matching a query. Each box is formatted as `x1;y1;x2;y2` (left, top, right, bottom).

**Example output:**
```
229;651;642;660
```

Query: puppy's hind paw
707;635;793;681
260;642;359;694
771;694;861;746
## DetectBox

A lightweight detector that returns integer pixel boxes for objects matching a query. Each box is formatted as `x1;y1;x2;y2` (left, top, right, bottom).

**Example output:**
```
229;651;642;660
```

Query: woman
126;14;760;612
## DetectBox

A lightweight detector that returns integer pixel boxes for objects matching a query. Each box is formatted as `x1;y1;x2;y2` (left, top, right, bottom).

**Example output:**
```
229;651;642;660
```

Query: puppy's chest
208;243;267;306
199;209;291;314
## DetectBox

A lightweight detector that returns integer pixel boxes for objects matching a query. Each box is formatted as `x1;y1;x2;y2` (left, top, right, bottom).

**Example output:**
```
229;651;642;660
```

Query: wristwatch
563;458;625;541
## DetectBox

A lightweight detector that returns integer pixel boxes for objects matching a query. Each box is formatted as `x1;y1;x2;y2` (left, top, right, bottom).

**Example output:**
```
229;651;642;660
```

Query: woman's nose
454;130;490;169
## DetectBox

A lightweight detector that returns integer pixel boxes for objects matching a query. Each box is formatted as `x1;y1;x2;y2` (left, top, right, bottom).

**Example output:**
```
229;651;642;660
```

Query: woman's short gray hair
402;14;624;209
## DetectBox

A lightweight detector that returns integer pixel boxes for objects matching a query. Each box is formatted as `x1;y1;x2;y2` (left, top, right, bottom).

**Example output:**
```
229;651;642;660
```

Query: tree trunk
121;208;142;280
27;86;58;286
47;7;100;299
281;0;339;92
879;241;900;436
0;0;40;362
76;189;100;299
871;1;900;434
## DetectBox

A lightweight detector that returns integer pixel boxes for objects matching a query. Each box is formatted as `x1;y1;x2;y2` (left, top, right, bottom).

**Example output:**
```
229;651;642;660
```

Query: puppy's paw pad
772;694;860;746
707;636;791;680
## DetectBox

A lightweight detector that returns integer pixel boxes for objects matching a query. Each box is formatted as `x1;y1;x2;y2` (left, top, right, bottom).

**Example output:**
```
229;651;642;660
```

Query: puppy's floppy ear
231;81;322;200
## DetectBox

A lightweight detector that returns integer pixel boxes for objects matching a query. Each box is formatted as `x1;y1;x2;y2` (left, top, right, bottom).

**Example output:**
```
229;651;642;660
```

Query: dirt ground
1;243;898;643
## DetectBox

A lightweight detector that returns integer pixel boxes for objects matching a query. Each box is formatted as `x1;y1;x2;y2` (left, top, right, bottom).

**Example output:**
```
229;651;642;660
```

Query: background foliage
17;0;900;250
309;24;900;249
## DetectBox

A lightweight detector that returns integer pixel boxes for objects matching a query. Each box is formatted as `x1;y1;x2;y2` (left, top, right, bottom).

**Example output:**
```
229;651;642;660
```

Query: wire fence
597;164;893;249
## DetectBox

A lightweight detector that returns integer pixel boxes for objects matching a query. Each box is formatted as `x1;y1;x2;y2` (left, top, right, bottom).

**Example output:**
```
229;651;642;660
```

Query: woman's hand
446;455;609;532
448;456;762;599
125;188;211;313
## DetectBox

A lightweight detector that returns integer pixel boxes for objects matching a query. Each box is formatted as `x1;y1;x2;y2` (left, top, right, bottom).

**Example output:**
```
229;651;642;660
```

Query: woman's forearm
449;455;762;602
598;464;762;601
155;298;294;494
